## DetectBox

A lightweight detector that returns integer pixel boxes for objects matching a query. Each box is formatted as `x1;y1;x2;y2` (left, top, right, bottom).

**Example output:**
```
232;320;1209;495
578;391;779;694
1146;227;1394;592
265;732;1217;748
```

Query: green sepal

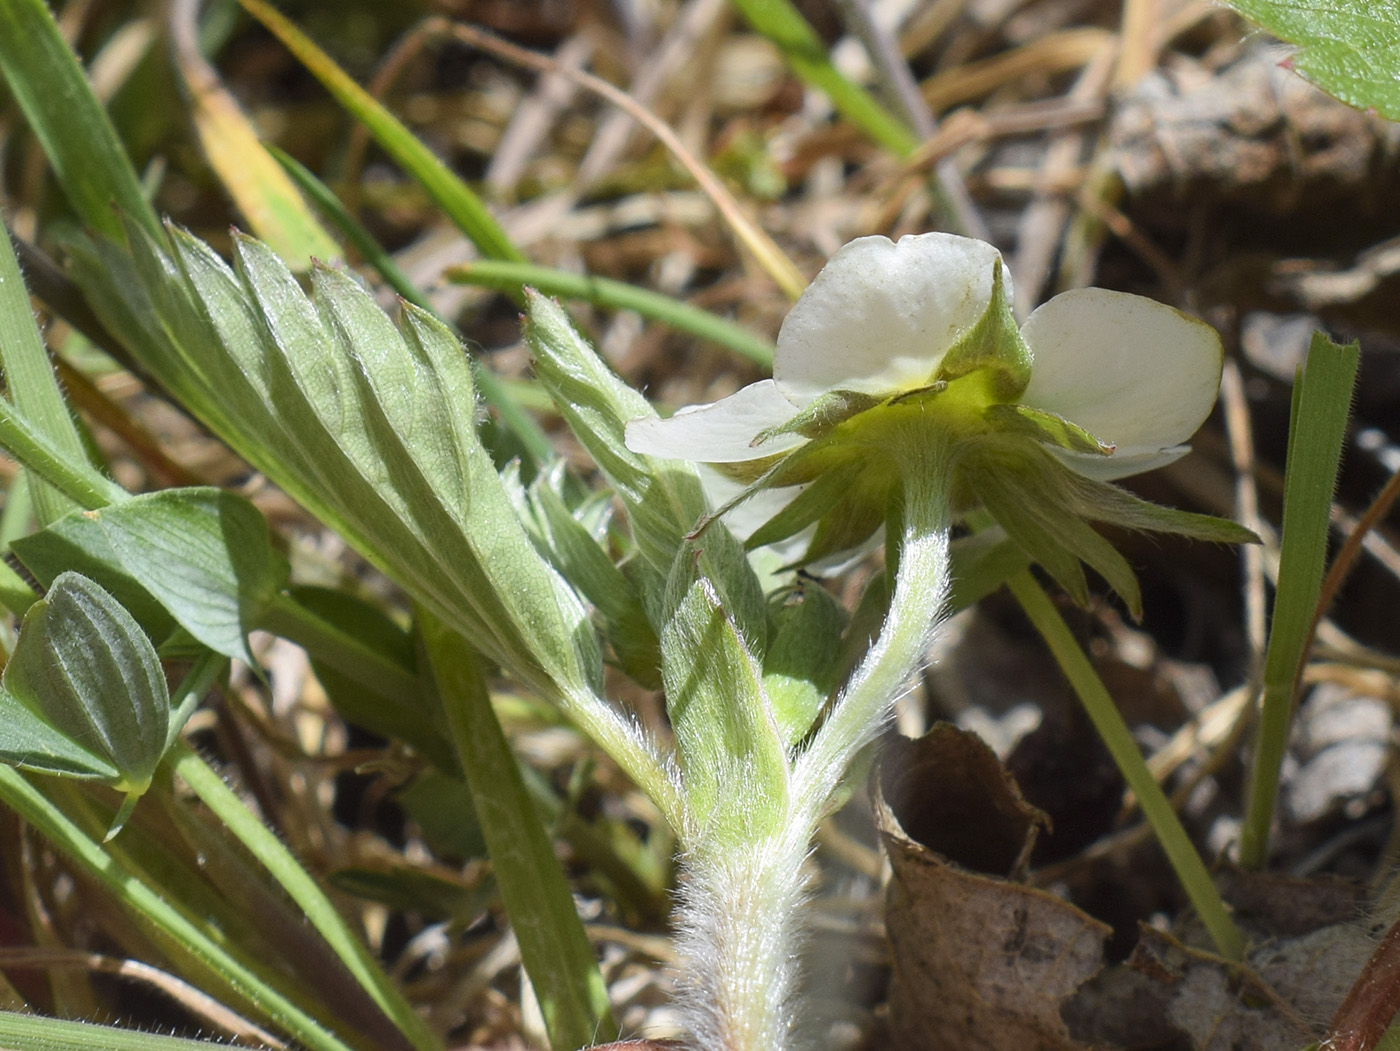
744;458;866;551
983;403;1113;456
0;572;168;797
753;387;887;444
763;582;847;746
1060;469;1262;545
800;487;887;567
661;579;789;845
933;260;1030;401
970;444;1143;615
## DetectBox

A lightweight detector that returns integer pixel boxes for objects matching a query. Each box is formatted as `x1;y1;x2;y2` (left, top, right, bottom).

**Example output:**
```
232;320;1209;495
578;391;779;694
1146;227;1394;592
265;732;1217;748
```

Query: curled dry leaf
877;725;1386;1050
875;726;1109;1051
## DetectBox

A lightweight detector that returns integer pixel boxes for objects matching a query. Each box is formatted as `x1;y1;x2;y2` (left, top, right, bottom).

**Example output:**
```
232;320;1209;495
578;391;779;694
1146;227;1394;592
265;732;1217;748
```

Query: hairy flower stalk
678;432;955;1051
618;232;1244;1051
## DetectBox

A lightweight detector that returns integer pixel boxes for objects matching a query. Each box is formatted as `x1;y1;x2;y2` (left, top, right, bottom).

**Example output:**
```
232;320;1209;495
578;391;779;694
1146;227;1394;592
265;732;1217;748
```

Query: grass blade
237;0;524;264
169;0;341;266
169;741;442;1051
0;227;94;525
0;1011;240;1050
421;611;620;1051
727;0;918;156
450;259;775;368
1006;568;1246;961
0;766;360;1051
0;0;159;241
1239;333;1360;869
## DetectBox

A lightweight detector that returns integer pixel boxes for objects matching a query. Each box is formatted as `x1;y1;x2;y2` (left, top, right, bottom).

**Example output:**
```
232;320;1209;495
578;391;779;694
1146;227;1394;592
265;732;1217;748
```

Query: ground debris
878;725;1387;1051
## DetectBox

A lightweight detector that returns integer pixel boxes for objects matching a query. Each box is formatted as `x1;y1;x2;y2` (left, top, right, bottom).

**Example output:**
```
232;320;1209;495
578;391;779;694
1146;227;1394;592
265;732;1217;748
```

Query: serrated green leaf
661;579;789;845
0;572;168;792
66;223;677;808
1224;0;1400;121
527;468;662;688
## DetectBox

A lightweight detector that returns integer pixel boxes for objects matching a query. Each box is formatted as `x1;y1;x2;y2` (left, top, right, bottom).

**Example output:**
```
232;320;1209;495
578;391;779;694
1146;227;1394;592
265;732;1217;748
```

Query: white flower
622;233;1246;602
626;233;1222;484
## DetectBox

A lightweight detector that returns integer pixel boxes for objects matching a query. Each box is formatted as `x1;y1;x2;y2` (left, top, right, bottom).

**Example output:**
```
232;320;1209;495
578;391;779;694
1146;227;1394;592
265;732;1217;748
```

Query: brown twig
435;18;809;299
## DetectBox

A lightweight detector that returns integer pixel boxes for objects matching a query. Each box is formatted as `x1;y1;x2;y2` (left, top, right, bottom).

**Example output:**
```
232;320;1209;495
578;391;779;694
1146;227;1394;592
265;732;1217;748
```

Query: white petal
624;380;805;463
1019;289;1222;464
774;233;1006;406
1050;444;1190;482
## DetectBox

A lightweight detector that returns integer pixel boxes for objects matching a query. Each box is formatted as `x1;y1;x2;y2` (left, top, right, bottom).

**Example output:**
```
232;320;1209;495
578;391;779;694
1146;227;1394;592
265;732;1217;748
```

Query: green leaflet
13;488;285;667
70;221;602;704
661;579;789;846
1224;0;1400;121
763;582;847;747
525;290;708;576
0;573;167;807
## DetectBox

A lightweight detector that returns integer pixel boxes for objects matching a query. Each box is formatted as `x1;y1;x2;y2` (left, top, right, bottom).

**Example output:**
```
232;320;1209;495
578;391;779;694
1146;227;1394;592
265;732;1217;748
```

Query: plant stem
1006;570;1246;961
675;829;813;1051
683;430;954;1051
794;429;954;819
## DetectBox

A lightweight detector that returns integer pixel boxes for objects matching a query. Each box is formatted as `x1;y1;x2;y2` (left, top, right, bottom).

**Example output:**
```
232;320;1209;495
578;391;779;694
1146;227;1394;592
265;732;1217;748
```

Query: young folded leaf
0;572;169;836
661;579;788;846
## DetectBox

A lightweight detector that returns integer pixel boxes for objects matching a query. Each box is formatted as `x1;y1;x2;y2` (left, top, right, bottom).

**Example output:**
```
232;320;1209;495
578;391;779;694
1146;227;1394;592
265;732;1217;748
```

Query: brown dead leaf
876;726;1109;1051
876;726;1384;1050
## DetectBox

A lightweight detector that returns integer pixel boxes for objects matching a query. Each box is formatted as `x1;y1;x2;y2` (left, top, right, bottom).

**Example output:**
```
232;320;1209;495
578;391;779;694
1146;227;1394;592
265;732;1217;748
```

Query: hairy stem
680;428;955;1051
794;430;954;821
676;828;813;1051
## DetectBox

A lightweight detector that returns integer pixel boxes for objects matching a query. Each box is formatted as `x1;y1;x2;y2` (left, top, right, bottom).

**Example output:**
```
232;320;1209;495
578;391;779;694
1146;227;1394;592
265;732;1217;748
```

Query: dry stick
832;0;988;240
1305;467;1400;672
576;0;729;188
921;28;1113;112
0;947;285;1047
486;33;592;191
1072;187;1183;300
1220;357;1269;661
1010;48;1115;311
1115;0;1160;89
870;97;1104;231
438;19;809;300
